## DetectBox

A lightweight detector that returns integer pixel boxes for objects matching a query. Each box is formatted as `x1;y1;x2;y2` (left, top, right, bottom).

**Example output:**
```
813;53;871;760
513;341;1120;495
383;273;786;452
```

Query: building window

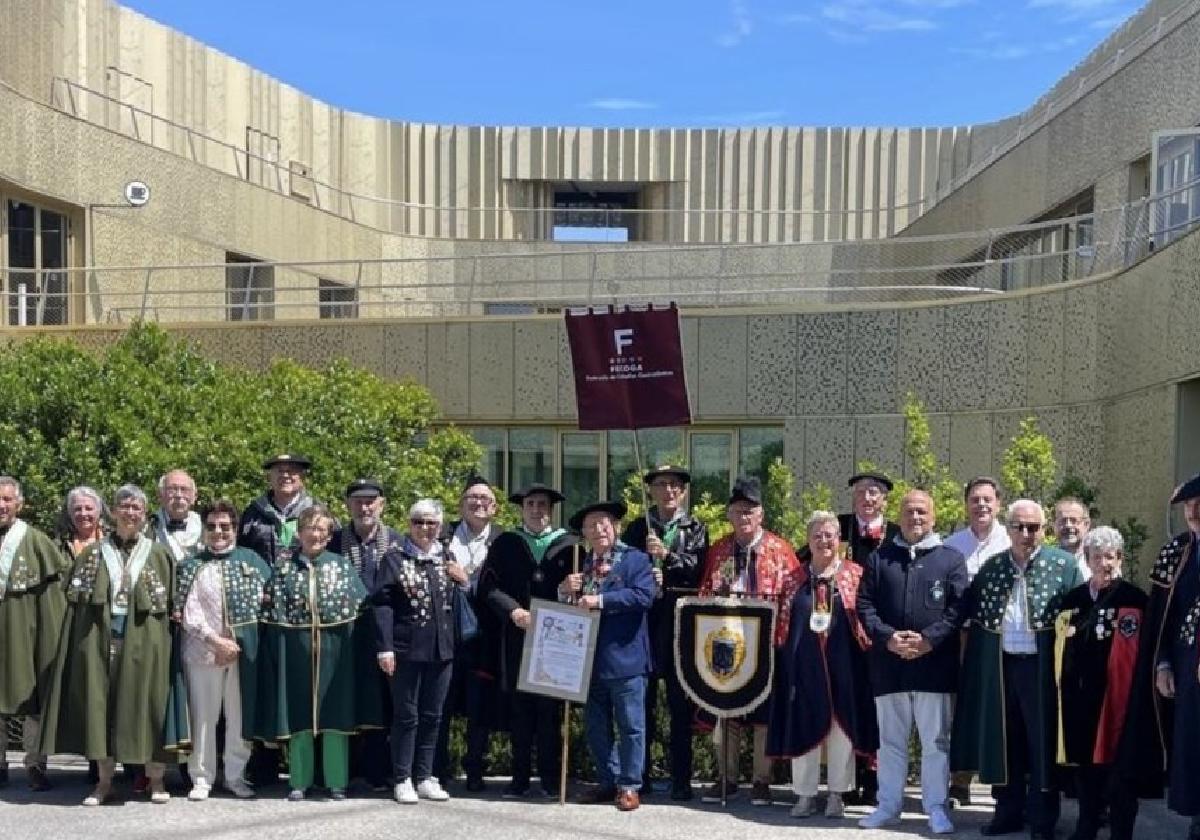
738;428;785;484
690;432;733;503
225;253;274;321
508;428;555;493
552;184;640;242
561;432;601;518
606;429;686;500
5;200;69;326
468;427;506;490
319;278;358;319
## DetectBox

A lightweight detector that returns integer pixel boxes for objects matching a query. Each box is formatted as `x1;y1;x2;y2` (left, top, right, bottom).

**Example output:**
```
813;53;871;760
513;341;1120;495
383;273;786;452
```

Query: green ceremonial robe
950;546;1083;785
39;537;176;763
162;547;270;752
255;550;383;742
0;522;68;717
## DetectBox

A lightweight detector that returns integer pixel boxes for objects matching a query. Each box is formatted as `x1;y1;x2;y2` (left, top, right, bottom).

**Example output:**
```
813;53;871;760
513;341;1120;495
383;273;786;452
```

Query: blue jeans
585;675;647;792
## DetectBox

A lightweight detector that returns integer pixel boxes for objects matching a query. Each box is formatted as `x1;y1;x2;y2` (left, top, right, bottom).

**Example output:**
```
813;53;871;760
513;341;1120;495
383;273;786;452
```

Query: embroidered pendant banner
564;304;691;430
674;596;777;717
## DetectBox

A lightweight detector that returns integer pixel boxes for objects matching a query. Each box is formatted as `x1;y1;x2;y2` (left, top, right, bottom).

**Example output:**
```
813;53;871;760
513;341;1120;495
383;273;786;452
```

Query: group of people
1;454;1199;839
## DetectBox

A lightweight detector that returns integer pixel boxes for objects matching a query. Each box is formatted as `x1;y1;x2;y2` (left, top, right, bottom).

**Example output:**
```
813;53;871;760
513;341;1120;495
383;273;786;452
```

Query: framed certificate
517;597;600;704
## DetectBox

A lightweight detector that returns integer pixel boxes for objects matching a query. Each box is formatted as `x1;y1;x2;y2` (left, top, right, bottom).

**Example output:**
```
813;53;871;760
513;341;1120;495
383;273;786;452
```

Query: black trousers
1074;763;1137;840
643;668;694;789
508;690;561;790
390;659;453;783
433;666;494;783
993;653;1059;833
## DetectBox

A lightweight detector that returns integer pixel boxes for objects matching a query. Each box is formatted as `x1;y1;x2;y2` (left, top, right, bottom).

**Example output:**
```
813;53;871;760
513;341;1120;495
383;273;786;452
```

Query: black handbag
453;585;479;643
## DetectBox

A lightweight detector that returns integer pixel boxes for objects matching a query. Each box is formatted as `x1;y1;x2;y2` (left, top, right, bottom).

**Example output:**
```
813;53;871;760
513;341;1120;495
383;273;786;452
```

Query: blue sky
122;0;1140;128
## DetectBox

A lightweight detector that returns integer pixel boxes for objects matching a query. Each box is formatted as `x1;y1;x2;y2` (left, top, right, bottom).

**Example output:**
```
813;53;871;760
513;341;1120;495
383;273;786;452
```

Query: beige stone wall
14;222;1198;558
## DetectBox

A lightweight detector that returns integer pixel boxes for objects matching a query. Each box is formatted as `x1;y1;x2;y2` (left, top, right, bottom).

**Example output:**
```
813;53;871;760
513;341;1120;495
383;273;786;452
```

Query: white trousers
790;722;855;797
874;691;953;816
0;715;44;770
185;661;250;788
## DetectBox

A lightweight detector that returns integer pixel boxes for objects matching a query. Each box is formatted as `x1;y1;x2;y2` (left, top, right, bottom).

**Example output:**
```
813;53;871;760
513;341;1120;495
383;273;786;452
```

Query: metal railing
37;0;1198;245
4;178;1196;326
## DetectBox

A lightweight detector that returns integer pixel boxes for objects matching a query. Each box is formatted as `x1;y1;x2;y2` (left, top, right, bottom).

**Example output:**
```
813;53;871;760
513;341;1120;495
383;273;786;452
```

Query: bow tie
166;520;188;533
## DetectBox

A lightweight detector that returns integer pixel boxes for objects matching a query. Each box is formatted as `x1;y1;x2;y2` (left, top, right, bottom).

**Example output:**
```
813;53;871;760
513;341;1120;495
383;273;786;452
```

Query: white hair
408;498;445;523
157;470;196;491
1082;525;1124;558
806;510;839;536
1006;498;1045;524
0;476;22;500
114;484;148;509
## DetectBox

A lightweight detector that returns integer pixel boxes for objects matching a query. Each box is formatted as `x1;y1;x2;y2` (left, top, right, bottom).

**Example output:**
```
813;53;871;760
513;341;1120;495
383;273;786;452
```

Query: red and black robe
766;560;878;760
1058;580;1147;769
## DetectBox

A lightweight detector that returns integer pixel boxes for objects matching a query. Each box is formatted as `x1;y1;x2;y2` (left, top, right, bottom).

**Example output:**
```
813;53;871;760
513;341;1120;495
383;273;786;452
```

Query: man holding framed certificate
559;501;656;812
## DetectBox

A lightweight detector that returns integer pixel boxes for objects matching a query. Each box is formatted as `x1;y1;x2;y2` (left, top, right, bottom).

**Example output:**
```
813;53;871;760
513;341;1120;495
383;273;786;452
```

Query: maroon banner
564;305;691;430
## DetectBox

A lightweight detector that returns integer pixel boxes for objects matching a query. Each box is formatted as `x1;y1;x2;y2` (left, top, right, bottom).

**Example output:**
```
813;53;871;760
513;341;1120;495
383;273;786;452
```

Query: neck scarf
0;519;29;600
100;533;152;615
155;510;202;562
518;526;564;563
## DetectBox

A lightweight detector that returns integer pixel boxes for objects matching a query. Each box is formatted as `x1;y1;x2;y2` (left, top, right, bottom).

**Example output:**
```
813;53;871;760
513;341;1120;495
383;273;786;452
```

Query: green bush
0;323;481;529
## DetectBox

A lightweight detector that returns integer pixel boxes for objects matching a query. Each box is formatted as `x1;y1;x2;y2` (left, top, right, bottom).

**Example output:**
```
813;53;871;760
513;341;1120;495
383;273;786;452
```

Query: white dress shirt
944;521;1011;581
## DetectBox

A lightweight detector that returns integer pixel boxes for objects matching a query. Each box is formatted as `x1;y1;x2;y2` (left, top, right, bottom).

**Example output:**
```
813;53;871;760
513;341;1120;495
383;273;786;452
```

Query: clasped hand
887;630;932;659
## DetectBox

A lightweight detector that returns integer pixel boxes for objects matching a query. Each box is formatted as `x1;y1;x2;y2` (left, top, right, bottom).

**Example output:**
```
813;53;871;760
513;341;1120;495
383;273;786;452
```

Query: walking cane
559;542;581;805
719;715;728;808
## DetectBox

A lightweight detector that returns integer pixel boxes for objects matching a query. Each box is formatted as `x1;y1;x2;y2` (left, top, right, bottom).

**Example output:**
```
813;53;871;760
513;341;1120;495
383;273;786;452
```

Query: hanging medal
114;569;132;611
809;578;832;634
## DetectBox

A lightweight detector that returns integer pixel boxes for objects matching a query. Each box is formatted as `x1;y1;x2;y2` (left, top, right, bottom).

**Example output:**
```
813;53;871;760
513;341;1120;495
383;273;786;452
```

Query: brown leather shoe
616;789;640;811
575;785;617;804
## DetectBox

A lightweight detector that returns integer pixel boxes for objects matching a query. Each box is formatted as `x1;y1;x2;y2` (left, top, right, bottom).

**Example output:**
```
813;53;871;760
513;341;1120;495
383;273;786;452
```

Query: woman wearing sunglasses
372;498;467;805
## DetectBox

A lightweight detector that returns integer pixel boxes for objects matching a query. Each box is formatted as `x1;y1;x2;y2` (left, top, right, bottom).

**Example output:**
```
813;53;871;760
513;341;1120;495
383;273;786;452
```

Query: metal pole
560;542;581;805
139;268;153;320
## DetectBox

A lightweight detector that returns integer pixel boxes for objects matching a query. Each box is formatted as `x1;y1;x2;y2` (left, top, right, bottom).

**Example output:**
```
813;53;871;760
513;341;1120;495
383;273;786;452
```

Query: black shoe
502;783;529;799
0;766;8;788
27;766;52;792
465;776;486;793
330;789;346;801
670;784;693;801
537;786;558;800
981;819;1025;836
1029;831;1057;840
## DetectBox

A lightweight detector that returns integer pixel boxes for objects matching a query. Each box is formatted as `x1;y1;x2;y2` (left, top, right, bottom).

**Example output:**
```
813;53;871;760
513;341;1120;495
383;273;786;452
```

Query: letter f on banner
613;328;634;355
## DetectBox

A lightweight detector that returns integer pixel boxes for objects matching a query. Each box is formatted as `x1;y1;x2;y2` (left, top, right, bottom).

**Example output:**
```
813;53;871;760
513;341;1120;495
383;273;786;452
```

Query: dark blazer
238;492;336;566
583;544;656;681
621;512;707;673
476;529;582;691
839;513;902;566
329;525;402;593
857;537;968;696
371;544;455;664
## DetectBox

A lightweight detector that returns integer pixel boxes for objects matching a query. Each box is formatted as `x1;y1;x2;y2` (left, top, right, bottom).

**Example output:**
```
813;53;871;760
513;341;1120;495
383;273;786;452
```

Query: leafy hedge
0;323;482;531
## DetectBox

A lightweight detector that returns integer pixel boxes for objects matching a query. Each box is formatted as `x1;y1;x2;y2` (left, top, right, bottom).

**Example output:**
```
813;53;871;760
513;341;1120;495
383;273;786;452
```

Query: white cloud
716;0;754;47
952;33;1084;60
585;98;657;111
1026;0;1134;23
821;1;937;32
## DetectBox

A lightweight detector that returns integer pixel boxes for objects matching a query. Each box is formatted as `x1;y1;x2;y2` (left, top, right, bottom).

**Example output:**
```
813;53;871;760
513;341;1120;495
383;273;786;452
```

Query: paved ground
0;758;1190;840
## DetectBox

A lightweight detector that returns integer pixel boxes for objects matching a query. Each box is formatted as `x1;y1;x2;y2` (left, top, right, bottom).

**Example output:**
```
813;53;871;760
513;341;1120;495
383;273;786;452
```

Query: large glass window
508;428;555;494
225;253;275;321
689;432;733;504
319;278;358;319
606;428;685;500
561;433;601;520
467;427;506;491
6;200;69;326
738;428;784;485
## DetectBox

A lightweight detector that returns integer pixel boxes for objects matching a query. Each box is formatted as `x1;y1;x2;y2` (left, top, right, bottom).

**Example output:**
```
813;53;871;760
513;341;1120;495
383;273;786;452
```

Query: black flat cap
508;482;566;505
568;500;628;532
727;476;763;507
345;478;384;499
1170;472;1200;505
643;464;691;485
848;471;894;492
262;453;312;470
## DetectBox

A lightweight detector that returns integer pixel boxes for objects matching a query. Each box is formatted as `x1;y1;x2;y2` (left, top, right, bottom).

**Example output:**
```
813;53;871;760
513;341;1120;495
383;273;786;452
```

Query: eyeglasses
116;503;145;513
650;480;684;490
1010;523;1043;535
204;522;234;532
463;494;495;504
410;519;440;527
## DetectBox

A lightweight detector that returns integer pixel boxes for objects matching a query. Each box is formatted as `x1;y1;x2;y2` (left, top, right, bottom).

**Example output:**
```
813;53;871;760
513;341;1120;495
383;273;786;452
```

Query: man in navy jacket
856;489;967;835
560;501;655;812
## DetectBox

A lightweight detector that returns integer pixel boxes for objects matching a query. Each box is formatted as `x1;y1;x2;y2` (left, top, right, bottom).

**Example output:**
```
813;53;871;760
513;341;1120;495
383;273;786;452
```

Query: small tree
1001;417;1058;507
873;393;965;531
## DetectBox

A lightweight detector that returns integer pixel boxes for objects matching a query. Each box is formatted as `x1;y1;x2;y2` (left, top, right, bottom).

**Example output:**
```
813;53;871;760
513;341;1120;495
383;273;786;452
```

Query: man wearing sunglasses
951;499;1084;840
165;500;269;802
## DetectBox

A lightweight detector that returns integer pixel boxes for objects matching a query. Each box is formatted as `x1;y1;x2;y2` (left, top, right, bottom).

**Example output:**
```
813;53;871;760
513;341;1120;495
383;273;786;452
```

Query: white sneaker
825;792;844;818
187;783;211;801
416;778;450;801
790;795;818;817
394;779;419;804
858;808;902;829
929;805;955;835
